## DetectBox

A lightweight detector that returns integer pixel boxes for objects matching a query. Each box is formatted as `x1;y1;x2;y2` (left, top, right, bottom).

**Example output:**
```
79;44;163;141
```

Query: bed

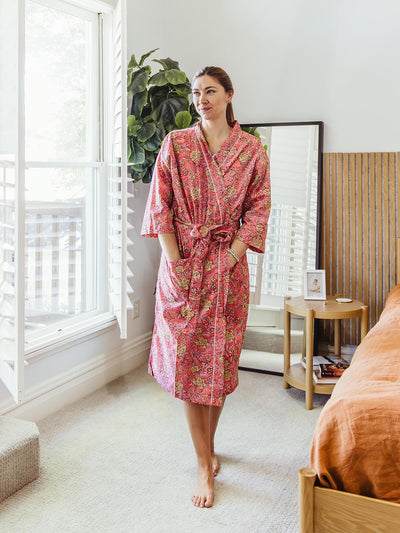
299;282;400;532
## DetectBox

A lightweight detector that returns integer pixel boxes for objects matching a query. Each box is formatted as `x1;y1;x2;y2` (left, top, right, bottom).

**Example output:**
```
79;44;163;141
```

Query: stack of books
301;355;350;384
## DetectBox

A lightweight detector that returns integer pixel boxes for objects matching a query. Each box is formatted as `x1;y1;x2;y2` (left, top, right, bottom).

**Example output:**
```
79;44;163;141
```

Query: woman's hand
228;252;238;269
228;238;248;269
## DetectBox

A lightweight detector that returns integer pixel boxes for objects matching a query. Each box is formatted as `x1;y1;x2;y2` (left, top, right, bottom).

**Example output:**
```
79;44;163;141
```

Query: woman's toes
192;466;214;508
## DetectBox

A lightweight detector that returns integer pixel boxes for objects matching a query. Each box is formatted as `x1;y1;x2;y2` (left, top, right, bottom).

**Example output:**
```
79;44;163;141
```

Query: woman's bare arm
158;232;181;262
228;238;249;268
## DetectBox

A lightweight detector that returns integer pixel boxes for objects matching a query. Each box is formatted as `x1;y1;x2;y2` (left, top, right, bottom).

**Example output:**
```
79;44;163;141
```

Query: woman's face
192;75;233;122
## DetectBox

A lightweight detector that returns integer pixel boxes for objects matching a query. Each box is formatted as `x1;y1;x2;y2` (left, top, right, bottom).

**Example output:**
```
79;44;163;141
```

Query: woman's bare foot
192;466;214;508
211;452;220;476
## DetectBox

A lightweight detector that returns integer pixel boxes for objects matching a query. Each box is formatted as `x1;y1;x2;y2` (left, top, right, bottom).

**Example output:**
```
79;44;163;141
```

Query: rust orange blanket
310;285;400;503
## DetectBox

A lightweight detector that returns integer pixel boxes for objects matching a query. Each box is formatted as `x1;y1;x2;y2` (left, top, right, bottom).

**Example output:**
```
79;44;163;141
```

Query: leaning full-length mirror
243;121;323;309
240;121;323;370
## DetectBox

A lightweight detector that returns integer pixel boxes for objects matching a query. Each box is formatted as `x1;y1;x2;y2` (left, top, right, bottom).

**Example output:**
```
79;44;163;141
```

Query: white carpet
0;362;328;533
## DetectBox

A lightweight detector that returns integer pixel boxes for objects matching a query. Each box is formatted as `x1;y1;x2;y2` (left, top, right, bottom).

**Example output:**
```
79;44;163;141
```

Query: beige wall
127;0;400;153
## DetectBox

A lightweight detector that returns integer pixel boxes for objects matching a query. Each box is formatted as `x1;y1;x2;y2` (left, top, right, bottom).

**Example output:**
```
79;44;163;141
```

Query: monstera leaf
175;111;192;129
149;71;168;86
127;49;199;182
131;90;147;118
152;94;188;126
129;138;145;165
153;57;180;70
137;122;156;142
129;69;150;95
164;69;187;85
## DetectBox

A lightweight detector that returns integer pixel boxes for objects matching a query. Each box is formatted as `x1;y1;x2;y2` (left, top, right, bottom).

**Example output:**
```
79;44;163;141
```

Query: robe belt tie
174;219;238;244
174;219;239;310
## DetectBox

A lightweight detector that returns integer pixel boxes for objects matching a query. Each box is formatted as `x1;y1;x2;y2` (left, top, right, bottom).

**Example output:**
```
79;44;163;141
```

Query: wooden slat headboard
320;152;400;345
397;236;400;286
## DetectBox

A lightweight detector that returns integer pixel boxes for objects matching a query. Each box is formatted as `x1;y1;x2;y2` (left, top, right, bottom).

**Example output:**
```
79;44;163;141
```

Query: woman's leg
209;398;225;476
183;401;214;508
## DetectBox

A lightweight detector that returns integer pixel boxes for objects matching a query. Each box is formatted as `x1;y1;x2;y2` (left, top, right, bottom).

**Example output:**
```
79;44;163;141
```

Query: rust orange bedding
310;285;400;503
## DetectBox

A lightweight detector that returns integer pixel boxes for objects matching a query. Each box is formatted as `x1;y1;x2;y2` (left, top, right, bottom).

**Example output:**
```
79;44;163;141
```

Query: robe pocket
166;257;192;297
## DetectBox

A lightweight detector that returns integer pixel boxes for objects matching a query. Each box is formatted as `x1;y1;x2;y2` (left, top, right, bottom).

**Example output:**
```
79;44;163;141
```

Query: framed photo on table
304;269;326;300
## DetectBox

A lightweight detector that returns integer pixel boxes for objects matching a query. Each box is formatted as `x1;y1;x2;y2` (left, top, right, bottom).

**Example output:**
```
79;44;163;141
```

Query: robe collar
194;120;243;173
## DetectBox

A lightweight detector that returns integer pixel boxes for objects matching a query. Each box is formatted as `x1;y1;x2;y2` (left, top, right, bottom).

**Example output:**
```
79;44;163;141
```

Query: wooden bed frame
298;238;400;532
299;468;400;532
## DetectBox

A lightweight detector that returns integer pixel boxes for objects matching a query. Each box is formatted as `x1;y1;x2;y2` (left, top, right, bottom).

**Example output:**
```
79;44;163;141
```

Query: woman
141;66;270;508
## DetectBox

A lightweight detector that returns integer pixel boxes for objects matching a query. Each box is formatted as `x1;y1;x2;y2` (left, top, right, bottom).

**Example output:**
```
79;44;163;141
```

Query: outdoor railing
25;201;85;330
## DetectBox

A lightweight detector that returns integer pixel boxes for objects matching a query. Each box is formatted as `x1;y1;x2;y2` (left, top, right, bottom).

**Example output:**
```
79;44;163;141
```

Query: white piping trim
210;242;222;405
198;139;223;223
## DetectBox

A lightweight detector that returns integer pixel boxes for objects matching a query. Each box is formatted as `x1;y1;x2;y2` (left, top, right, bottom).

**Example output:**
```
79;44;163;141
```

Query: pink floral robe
141;120;270;406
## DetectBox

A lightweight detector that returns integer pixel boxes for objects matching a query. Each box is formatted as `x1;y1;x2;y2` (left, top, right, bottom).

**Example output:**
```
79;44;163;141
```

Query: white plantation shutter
0;0;134;403
107;0;134;339
0;0;25;403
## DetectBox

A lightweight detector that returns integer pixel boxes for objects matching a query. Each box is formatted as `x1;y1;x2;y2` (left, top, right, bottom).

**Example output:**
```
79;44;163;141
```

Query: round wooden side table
283;295;368;410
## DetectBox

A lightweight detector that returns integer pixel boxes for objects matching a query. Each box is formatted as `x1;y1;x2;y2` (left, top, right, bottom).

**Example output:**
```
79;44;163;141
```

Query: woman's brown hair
192;66;235;124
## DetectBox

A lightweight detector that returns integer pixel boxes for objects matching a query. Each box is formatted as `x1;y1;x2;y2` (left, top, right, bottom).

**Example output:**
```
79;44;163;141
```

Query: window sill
25;312;118;364
250;303;283;312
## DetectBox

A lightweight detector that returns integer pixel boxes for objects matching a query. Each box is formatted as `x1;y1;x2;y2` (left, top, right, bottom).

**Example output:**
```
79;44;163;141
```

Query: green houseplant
127;49;199;183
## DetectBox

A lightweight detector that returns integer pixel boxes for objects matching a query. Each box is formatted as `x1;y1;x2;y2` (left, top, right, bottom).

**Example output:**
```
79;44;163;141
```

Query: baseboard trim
0;332;152;422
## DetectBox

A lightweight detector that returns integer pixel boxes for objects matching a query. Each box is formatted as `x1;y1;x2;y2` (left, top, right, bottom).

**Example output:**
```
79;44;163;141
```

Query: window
25;0;101;338
0;0;131;403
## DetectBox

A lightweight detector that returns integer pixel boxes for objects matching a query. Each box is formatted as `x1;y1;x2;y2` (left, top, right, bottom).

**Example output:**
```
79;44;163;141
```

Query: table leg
334;319;341;357
360;305;368;340
283;300;291;389
305;308;314;410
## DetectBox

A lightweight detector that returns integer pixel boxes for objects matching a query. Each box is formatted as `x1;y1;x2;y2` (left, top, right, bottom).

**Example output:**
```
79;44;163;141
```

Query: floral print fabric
141;120;271;406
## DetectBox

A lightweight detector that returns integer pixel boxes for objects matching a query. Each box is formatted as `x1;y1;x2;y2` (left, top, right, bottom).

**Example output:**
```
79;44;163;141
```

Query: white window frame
0;0;131;403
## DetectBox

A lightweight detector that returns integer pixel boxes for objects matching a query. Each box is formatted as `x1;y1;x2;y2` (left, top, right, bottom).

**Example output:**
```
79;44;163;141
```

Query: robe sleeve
236;142;271;253
140;134;175;238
